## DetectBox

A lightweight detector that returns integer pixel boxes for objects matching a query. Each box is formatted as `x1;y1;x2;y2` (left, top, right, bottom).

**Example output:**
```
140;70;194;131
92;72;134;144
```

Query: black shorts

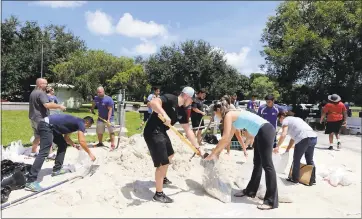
143;129;174;168
143;112;150;122
325;120;343;134
191;117;204;130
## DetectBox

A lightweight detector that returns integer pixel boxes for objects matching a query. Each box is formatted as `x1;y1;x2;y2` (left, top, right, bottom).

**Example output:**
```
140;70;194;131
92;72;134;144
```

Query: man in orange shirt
320;94;347;150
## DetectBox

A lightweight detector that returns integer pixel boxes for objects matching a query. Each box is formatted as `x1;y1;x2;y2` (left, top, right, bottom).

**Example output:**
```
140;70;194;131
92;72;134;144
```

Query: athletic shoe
163;177;172;185
246;145;253;150
96;142;105;147
153;192;173;203
51;169;70;177
25;182;43;192
28;152;38;158
328;146;333;150
337;142;341;149
286;178;299;184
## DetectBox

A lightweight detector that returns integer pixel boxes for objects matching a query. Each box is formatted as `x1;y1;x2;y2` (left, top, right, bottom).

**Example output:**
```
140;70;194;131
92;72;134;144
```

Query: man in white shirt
274;112;317;184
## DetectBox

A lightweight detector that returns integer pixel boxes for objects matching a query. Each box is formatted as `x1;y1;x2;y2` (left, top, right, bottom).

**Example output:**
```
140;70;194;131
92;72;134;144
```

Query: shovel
0;164;97;210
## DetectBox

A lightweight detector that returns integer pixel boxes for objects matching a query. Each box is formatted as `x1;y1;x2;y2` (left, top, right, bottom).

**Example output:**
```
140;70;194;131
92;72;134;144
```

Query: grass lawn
1;108;143;146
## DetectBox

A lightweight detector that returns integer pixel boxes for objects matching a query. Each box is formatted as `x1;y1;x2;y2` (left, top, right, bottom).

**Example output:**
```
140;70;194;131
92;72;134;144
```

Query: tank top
232;111;268;136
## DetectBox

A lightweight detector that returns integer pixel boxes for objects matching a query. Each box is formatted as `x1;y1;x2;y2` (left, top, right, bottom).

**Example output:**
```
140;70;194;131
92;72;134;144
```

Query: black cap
265;94;274;101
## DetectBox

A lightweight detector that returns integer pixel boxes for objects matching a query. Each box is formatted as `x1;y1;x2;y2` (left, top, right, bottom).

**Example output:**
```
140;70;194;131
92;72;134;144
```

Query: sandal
257;204;273;210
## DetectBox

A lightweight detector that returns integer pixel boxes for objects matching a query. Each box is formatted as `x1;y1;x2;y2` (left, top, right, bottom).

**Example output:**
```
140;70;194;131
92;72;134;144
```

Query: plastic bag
328;168;345;187
273;152;290;174
340;174;352;186
1;186;11;204
1;160;31;190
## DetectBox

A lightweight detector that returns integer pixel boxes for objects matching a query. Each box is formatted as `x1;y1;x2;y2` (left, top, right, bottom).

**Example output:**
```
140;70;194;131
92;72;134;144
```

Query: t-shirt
323;102;346;122
48;95;58;104
49;114;86;134
282;117;317;144
93;95;114;122
258;104;286;128
29;89;50;123
144;94;188;132
233;111;269;137
191;97;204;120
247;100;257;111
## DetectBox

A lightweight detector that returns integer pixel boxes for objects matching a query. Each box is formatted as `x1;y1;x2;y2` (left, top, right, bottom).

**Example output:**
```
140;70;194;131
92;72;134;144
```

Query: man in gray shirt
29;78;66;157
274;112;317;184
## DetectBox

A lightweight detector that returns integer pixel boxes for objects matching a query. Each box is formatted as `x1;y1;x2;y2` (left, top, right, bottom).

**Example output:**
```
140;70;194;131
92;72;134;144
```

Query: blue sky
2;1;281;76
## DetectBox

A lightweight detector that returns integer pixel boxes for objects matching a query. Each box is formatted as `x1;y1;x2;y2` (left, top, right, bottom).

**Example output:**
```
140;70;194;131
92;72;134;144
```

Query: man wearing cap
320;94;347;150
143;86;203;203
258;94;287;148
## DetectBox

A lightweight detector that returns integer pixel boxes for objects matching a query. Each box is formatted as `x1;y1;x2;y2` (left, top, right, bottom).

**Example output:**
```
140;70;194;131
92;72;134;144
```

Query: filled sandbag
200;160;232;203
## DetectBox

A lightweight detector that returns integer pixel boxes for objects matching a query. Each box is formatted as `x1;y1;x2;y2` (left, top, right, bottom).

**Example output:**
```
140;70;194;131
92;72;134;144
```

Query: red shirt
323;102;346;122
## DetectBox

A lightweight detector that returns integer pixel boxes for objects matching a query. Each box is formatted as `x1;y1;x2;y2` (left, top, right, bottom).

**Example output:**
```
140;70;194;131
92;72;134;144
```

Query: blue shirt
232;111;268;136
247;100;257;111
93;95;114;122
258;104;286;128
48;95;58;104
147;94;155;113
49;114;86;134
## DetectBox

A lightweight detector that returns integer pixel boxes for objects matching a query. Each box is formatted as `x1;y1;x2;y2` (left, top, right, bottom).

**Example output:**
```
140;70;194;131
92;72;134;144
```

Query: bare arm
107;106;113;121
78;131;96;161
43;102;64;110
181;123;200;149
210;113;234;156
286;139;295;152
90;102;96;113
64;134;76;147
275;125;288;152
235;129;247;155
192;107;205;115
320;111;326;123
149;98;169;119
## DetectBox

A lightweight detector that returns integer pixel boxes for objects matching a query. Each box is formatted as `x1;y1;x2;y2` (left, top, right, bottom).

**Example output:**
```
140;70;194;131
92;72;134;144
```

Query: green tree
1;15;86;101
145;39;250;99
249;76;280;100
52;50;149;100
261;1;362;104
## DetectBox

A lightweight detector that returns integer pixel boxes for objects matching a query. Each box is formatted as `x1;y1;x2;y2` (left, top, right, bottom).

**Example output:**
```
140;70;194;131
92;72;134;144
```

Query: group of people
25;79;349;211
25;79;114;191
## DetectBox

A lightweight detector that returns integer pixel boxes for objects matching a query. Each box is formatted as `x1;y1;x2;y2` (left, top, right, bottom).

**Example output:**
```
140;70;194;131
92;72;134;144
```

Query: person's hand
60;105;66;111
89;153;96;162
319;119;323;124
205;153;218;161
73;144;80;150
244;151;248;158
163;115;171;127
342;121;347;126
284;149;289;154
202;112;206;116
273;146;279;154
90;109;95;114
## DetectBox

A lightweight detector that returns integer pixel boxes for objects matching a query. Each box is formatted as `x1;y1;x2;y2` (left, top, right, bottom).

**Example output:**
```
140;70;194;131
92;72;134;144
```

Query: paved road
314;131;361;154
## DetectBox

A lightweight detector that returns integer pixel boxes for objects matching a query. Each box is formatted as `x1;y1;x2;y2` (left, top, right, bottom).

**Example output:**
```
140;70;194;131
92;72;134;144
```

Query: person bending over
205;101;278;210
25;115;96;192
143;87;204;203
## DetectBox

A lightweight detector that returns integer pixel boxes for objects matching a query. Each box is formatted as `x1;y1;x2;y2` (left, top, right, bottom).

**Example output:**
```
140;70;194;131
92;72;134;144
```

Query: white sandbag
201;160;232;203
74;149;93;171
272;152;290;174
318;164;330;178
328;168;345;187
340;173;352;186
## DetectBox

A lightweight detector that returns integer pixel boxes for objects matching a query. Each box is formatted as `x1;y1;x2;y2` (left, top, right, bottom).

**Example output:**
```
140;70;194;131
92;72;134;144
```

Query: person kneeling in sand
143;87;204;203
25;114;96;192
205;100;279;210
274;112;317;184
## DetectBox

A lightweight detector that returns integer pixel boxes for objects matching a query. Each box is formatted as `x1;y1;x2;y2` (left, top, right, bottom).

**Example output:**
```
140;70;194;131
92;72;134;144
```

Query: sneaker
246;145;253;150
337;142;341;149
286;178;299;184
25;182;43;192
163;177;172;185
47;153;56;160
328;146;333;150
51;169;70;177
28;152;38;158
153;192;173;203
96;142;105;147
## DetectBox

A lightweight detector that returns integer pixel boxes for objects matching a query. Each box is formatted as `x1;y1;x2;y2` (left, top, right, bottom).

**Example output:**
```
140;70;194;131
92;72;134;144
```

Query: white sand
2;131;361;218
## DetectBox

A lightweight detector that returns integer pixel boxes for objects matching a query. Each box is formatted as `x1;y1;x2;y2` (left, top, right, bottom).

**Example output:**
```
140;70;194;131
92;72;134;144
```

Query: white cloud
224;47;263;74
34;1;86;8
85;10;114;36
116;13;168;38
121;41;157;56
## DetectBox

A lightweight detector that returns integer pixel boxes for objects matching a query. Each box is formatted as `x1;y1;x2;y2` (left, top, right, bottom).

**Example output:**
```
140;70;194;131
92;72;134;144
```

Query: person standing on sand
320;94;347;150
191;89;207;145
29;78;66;158
90;87;116;150
143;87;204;203
205;100;278;210
274;112;317;184
25;115;96;192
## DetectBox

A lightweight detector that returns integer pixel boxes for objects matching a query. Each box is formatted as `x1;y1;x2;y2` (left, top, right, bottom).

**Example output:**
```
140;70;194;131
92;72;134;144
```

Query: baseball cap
182;86;195;98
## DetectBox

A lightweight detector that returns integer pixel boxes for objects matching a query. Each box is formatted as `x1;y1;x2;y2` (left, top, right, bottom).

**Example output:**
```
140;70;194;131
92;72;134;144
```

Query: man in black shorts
143;86;203;203
191;89;206;145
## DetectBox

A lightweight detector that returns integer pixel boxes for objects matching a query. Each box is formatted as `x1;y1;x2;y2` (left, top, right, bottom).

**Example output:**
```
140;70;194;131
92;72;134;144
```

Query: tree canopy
261;1;362;104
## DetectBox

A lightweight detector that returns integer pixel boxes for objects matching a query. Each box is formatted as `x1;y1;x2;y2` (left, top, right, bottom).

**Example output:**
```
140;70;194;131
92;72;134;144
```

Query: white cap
182;86;195;98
